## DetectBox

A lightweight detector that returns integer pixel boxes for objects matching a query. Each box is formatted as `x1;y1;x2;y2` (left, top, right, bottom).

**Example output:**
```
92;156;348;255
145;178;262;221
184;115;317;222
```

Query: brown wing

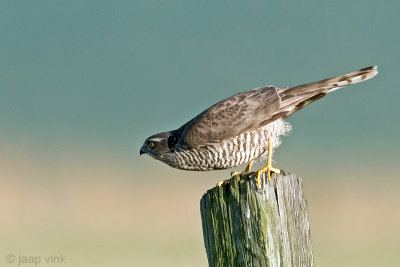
178;66;378;149
177;86;281;149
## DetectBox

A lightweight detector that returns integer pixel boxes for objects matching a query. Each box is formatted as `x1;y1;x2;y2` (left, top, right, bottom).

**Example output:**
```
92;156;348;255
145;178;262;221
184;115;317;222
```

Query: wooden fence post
200;172;313;267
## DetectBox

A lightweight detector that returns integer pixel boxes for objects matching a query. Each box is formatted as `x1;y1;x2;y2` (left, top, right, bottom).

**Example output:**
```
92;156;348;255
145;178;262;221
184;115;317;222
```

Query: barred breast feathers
170;118;292;170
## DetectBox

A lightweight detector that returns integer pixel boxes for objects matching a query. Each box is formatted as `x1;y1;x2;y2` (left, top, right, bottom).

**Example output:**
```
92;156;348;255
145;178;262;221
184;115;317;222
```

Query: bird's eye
149;141;155;148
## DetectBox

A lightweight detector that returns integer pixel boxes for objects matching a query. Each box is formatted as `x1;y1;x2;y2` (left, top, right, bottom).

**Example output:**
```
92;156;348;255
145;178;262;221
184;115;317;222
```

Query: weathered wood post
200;172;313;267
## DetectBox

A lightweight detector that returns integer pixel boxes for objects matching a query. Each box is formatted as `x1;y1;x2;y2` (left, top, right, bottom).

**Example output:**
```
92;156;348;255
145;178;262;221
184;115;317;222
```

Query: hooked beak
140;147;146;156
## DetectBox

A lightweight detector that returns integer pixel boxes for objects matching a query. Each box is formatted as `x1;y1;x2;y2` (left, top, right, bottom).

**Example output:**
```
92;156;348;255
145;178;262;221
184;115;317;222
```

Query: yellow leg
255;138;280;188
219;160;255;186
231;160;254;177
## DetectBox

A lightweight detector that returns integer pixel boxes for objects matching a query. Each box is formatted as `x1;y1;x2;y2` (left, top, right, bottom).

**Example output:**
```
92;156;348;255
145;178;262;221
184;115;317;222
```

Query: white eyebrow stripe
150;137;165;142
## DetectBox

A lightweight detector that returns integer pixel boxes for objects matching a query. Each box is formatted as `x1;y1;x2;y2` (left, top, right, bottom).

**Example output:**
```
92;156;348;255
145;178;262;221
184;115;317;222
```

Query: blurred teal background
1;1;399;266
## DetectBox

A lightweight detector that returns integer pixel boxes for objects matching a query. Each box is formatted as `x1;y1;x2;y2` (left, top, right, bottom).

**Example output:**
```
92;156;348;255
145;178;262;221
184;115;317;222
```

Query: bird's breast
170;119;291;171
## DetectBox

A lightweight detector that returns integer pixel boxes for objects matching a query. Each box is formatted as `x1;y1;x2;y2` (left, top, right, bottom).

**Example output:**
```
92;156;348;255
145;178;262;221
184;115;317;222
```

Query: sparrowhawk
140;66;378;187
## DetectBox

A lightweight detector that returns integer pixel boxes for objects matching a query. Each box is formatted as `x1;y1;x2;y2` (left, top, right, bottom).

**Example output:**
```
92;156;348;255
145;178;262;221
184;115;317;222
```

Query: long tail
278;66;378;117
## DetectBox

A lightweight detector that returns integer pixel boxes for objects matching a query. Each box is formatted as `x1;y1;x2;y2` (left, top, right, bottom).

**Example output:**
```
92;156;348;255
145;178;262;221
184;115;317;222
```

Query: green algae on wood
200;173;313;267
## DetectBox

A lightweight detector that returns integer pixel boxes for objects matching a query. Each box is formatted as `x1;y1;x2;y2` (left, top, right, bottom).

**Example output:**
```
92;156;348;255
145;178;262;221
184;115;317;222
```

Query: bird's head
140;131;174;162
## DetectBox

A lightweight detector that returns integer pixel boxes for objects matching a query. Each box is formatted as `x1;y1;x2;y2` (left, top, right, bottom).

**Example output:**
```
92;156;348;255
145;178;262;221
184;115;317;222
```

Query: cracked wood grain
200;173;313;267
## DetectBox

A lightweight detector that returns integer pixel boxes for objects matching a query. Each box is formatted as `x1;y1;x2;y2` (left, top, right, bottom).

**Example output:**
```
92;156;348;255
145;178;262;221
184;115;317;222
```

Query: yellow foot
231;160;254;177
255;165;281;188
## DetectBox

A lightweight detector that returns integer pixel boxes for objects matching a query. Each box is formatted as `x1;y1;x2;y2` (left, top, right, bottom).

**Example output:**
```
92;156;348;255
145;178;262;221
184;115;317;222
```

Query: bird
140;66;378;188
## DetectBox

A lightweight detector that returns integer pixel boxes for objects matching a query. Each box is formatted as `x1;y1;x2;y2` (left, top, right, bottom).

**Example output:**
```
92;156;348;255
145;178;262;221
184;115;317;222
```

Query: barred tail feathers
283;66;378;96
279;66;378;118
325;65;378;93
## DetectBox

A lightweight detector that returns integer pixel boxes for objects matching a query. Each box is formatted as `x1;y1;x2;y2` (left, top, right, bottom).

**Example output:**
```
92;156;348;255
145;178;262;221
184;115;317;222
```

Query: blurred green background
1;0;399;266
